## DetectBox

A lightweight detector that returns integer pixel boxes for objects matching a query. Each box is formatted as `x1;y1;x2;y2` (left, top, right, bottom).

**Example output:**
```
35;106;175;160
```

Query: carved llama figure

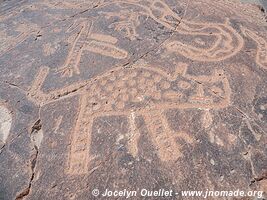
28;62;231;174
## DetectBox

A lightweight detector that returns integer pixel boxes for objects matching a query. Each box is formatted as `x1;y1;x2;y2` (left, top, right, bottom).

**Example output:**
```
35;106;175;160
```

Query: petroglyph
0;2;30;22
241;27;267;70
43;43;58;56
99;0;182;31
192;0;266;26
127;111;140;158
28;61;231;174
0;31;30;57
68;94;93;174
0;32;24;52
0;105;12;143
86;40;128;59
0;22;39;57
0;1;95;22
143;111;193;161
57;19;128;77
54;115;63;134
101;9;142;40
165;19;244;62
202;110;213;129
99;0;244;61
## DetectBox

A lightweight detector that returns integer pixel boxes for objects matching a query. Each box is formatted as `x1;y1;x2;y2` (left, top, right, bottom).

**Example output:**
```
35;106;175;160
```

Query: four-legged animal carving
28;62;231;174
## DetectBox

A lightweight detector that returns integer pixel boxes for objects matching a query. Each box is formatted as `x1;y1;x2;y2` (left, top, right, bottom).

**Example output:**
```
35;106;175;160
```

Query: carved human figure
57;19;128;77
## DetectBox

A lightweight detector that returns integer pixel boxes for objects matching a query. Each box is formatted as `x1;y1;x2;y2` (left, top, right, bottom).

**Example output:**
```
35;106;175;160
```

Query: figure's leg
67;95;93;174
127;112;141;158
28;67;50;103
143;110;192;162
57;34;84;77
58;21;92;77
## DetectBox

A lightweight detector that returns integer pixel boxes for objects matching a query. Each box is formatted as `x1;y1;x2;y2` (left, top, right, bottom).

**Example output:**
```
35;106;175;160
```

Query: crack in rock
254;171;267;182
15;119;42;200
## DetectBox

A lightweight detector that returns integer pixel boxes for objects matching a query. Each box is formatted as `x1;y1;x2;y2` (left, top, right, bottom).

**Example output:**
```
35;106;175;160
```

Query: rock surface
0;0;266;199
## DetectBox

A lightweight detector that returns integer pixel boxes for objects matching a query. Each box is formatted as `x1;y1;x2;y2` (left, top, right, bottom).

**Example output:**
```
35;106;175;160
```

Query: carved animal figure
100;0;244;61
28;62;231;174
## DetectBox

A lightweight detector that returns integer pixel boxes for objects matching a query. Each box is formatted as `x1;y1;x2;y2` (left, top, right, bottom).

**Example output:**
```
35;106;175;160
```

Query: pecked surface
0;0;266;199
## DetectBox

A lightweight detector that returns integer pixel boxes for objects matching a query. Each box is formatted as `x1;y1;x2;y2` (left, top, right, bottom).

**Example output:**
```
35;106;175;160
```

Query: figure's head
155;65;231;109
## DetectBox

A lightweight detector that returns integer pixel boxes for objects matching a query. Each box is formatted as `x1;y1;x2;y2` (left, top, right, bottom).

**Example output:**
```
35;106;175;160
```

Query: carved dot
143;71;151;77
146;85;157;94
109;75;116;81
178;81;191;90
154;74;162;82
129;88;138;97
152;92;162;100
116;101;125;109
128;79;136;86
159;81;170;89
117;81;125;88
121;94;129;102
146;79;154;87
149;85;157;92
138;77;146;85
106;84;114;92
100;79;107;86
